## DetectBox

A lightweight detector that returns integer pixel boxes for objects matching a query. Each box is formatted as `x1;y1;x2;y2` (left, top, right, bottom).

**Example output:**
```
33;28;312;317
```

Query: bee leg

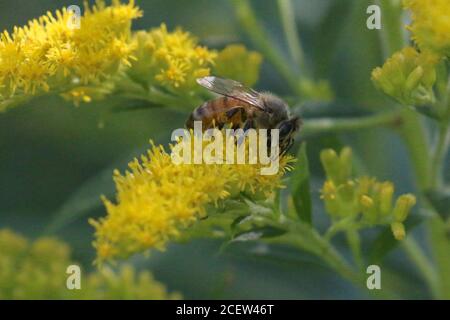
231;122;241;130
209;119;225;130
280;138;294;156
243;118;255;131
236;118;254;145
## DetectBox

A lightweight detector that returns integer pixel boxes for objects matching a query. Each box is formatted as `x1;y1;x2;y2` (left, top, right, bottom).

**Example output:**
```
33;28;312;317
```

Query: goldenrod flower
371;47;439;106
81;265;181;300
213;44;263;87
0;0;141;111
319;147;416;240
0;229;179;299
90;136;293;263
0;4;262;111
404;0;450;57
129;24;216;93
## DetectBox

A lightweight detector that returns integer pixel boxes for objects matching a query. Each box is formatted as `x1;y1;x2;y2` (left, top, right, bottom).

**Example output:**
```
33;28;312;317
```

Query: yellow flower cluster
90;136;293;263
320;147;416;240
0;229;179;299
0;3;263;110
371;47;439;106
213;44;262;87
80;265;181;300
129;24;216;92
404;0;450;57
123;27;263;110
0;0;141;111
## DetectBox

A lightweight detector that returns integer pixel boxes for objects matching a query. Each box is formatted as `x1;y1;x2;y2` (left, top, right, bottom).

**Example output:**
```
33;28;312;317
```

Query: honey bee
186;76;301;155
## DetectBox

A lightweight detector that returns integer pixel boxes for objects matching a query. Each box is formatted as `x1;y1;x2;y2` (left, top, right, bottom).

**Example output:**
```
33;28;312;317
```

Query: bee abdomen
185;102;210;129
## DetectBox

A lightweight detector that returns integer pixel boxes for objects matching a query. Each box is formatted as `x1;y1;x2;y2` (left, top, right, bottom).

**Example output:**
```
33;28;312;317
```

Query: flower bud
360;195;374;209
320;149;341;184
371;47;437;106
338;181;355;202
321;180;340;216
360;195;378;223
338;147;353;182
391;222;406;240
379;182;394;216
393;194;416;222
405;66;424;91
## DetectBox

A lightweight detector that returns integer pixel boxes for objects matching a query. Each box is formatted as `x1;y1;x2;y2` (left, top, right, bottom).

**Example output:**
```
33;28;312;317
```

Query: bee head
277;116;301;139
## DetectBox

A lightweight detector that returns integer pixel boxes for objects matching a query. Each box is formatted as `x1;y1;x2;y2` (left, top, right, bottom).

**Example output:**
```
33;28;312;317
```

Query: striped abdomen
185;97;250;129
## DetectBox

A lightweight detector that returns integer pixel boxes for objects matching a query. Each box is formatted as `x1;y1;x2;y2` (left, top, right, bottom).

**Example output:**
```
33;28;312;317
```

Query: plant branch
301;110;402;136
232;0;301;96
277;0;306;73
402;236;440;299
278;220;396;298
430;121;450;189
346;229;364;271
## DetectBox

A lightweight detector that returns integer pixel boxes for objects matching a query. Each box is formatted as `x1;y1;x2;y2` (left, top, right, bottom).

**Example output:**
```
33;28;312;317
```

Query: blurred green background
0;0;428;298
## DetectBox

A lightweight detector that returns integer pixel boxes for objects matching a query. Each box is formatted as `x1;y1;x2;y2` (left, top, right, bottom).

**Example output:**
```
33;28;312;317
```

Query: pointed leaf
290;143;312;224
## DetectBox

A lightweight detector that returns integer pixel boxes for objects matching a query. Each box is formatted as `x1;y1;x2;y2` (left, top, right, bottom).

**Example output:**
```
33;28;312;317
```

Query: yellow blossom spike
0;1;142;111
90;135;293;263
129;24;217;93
404;0;450;57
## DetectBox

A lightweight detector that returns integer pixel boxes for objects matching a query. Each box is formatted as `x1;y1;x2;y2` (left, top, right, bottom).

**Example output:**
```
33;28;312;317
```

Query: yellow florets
0;0;141;111
90;135;293;263
130;24;217;92
0;229;179;299
404;0;450;57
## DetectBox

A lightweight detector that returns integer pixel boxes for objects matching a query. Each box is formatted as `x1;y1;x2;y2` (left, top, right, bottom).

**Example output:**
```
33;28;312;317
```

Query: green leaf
44;145;154;233
243;199;273;216
232;226;287;243
45;167;115;233
290;143;312;224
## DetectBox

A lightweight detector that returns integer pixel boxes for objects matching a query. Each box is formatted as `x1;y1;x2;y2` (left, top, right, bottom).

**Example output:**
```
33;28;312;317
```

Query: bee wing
197;76;265;110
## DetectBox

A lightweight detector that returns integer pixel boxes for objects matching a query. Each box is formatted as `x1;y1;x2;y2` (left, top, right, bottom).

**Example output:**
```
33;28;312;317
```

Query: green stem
231;0;301;96
375;0;432;192
346;229;364;271
397;109;432;191
402;236;440;299
428;217;450;299
430;121;450;189
280;224;361;283
301;109;401;136
373;1;442;300
276;0;306;73
267;217;396;298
